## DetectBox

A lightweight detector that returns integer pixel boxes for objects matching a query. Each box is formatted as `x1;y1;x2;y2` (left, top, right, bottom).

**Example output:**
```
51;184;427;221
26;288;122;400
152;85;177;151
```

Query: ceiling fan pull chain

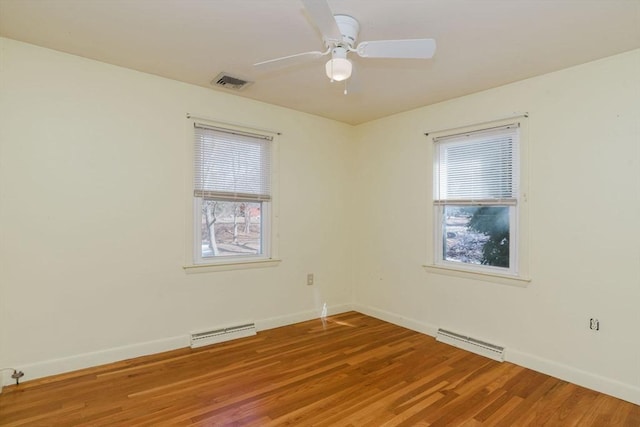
330;59;334;82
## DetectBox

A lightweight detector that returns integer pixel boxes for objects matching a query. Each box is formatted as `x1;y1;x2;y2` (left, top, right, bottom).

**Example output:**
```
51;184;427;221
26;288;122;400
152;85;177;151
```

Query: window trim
425;116;530;285
184;258;281;274
184;118;280;271
421;264;531;287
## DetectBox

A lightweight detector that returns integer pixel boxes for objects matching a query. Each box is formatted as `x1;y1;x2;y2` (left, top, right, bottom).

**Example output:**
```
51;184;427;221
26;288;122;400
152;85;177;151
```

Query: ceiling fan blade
254;50;327;72
301;0;342;43
356;39;436;59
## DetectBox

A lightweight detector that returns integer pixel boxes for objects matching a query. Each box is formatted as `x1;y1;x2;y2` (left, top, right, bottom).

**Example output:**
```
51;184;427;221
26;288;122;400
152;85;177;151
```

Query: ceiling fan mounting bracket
325;15;360;49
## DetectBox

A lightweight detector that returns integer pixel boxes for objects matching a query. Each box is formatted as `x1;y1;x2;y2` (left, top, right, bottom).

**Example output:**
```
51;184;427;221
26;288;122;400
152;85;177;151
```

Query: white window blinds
434;124;519;205
194;123;272;201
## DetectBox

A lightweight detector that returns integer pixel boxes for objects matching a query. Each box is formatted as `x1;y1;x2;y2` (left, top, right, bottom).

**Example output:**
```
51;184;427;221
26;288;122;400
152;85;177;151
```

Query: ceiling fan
254;0;436;86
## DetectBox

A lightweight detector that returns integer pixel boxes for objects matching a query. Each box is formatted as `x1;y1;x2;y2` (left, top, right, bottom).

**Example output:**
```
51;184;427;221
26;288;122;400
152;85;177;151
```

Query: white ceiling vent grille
436;328;505;362
190;322;256;348
211;73;253;91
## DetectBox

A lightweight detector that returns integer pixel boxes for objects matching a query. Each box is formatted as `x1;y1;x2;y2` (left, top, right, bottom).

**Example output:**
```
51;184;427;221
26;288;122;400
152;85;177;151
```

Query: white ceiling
1;0;638;125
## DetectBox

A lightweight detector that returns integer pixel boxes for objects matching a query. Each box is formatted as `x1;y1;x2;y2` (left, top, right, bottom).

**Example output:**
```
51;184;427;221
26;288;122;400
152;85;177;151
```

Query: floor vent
190;322;256;348
436;328;505;362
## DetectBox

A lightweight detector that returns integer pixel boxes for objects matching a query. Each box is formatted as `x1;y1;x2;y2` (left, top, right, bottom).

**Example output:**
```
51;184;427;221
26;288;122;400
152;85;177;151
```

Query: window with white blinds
194;124;272;202
434;125;519;205
192;122;273;264
432;123;521;275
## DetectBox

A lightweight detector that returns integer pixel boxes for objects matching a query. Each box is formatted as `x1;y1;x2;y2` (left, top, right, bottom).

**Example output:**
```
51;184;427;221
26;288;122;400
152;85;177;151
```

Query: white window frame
184;119;280;272
425;118;530;286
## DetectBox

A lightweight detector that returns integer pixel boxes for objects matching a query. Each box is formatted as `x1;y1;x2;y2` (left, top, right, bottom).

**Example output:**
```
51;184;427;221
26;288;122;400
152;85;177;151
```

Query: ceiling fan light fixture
325;57;352;81
255;2;436;88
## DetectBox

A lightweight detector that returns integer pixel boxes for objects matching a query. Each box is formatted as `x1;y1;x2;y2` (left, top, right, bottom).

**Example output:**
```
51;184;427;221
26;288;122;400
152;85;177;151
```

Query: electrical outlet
589;318;600;331
307;273;314;286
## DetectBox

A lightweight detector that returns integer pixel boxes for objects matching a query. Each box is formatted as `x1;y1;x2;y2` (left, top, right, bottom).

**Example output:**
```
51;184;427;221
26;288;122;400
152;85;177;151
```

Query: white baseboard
256;303;353;331
352;303;438;337
3;335;189;388
507;349;640;405
353;303;640;405
0;304;355;388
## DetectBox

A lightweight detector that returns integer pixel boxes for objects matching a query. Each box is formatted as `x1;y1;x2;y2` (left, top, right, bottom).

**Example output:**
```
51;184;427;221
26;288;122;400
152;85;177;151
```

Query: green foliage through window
468;207;510;267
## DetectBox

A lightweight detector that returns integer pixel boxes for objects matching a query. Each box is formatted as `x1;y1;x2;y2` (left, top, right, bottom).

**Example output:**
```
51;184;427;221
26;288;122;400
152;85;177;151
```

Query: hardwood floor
1;312;638;426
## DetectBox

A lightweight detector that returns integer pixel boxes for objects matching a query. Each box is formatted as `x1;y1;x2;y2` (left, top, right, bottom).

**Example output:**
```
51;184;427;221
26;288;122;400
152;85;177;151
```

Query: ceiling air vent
211;73;253;91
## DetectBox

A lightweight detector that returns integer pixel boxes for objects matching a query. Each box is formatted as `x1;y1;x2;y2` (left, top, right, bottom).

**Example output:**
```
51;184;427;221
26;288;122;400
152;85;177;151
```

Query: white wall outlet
589;318;600;331
307;273;314;286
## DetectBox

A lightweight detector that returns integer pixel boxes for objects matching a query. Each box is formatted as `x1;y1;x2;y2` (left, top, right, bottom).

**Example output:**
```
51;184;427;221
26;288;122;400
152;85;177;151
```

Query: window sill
422;264;531;287
184;258;281;273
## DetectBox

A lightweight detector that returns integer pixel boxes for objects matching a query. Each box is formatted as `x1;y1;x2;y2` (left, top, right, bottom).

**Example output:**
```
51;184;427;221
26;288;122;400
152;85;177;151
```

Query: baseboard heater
190;322;256;348
436;328;505;362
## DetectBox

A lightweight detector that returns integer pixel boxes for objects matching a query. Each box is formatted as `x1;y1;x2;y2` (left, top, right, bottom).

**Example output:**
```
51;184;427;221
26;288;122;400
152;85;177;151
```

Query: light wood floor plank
0;312;637;426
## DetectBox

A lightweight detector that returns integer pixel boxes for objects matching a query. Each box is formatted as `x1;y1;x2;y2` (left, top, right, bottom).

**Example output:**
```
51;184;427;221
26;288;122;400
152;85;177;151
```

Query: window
433;124;520;276
193;123;272;264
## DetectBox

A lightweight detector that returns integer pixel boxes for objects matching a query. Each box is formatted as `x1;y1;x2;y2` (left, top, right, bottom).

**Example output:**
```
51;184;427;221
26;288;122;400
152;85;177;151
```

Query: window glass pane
443;206;510;268
200;200;262;258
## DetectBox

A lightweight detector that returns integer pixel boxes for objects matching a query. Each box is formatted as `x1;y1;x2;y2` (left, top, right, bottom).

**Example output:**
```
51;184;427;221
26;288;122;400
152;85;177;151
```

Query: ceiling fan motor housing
333;15;360;48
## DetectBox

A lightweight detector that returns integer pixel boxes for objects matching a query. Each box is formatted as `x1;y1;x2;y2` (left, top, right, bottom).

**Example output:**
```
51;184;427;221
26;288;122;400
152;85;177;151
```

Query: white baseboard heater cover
190;322;256;348
436;328;505;362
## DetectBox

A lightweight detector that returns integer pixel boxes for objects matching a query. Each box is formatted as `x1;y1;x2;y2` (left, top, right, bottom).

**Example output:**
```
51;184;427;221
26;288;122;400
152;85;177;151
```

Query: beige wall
352;49;640;403
0;38;355;381
1;37;638;403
